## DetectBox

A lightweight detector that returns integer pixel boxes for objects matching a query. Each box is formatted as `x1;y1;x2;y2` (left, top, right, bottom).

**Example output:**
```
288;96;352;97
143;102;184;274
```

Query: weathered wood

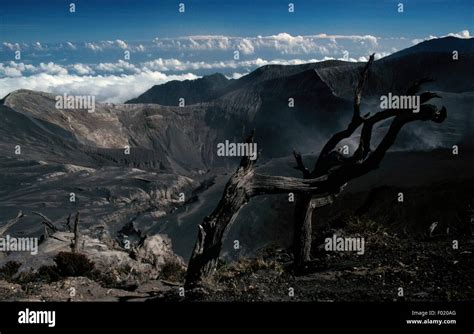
32;211;58;232
43;225;49;241
71;211;80;253
66;213;72;232
293;150;310;178
185;156;255;286
293;194;312;266
293;194;335;267
0;211;24;237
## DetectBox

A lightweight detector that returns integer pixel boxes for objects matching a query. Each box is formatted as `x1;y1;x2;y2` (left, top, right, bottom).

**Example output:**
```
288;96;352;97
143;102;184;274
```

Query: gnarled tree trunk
185;161;254;285
184;54;447;288
292;193;312;267
293;194;334;268
184;137;329;287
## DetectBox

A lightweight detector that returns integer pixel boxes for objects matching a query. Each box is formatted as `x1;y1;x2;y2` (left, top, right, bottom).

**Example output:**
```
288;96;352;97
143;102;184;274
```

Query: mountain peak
126;72;231;105
384;36;474;60
202;73;228;80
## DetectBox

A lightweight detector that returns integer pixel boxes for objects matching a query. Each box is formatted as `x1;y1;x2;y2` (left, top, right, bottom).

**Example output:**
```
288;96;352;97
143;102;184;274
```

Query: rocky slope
1;90;216;173
0;37;473;300
125;37;474;156
126;73;233;105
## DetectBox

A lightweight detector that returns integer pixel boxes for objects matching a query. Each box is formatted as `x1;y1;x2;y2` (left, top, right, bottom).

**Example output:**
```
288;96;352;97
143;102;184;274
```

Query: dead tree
65;213;72;232
0;211;24;237
71;211;80;253
32;211;58;239
184;55;447;287
292;54;374;268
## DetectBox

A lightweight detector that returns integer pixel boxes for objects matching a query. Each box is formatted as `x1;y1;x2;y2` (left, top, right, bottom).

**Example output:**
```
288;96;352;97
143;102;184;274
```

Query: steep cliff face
1;90;216;173
123;59;356;160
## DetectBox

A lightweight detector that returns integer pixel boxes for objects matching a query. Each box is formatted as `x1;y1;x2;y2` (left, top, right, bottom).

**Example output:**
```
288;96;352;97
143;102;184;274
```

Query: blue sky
2;0;473;42
0;0;473;102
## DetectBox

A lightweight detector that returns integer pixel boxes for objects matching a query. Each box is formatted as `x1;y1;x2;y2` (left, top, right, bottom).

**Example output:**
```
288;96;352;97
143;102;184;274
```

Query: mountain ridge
125;73;232;105
125;36;474;106
2;36;473;170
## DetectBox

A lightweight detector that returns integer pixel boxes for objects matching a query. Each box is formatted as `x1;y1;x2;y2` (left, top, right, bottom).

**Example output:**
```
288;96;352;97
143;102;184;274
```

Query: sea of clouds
0;30;470;103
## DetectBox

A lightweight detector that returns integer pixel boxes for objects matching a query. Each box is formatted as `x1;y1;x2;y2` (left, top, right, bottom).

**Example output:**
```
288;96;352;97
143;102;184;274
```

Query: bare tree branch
65;213;72;232
184;54;447;287
329;104;447;185
71;211;80;253
32;211;58;232
293;150;310;178
0;211;24;237
315;53;374;168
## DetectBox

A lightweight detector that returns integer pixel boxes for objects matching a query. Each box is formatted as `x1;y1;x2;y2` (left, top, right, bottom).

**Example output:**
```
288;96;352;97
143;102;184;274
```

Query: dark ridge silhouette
125;73;232;105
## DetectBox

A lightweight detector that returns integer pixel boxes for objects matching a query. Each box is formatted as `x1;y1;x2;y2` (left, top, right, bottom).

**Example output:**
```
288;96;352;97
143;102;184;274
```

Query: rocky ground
163;217;473;302
196;226;474;302
0;222;186;301
1;217;472;302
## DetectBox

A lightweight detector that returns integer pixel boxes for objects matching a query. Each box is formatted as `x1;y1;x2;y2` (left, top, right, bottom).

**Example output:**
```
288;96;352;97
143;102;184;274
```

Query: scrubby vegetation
160;259;186;282
53;252;96;277
0;261;22;281
0;252;99;285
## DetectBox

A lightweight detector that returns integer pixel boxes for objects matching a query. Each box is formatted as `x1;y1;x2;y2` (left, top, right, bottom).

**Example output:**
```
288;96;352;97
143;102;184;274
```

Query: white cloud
237;38;255;55
34;42;44;50
446;29;471;38
412;29;471;45
0;62;36;77
411;36;437;45
72;63;94;75
0;64;21;77
5;30;469;64
1;32;386;63
374;52;390;59
66;42;77;50
174;35;231;51
1;55;371;80
142;58;187;71
151;33;379;55
2;30;471;104
116;39;128;49
3;33;379;56
2;42;21;51
96;60;140;73
0;71;199;103
85;42;103;51
141;57;345;72
38;62;68;75
1;54;370;101
227;72;247;80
